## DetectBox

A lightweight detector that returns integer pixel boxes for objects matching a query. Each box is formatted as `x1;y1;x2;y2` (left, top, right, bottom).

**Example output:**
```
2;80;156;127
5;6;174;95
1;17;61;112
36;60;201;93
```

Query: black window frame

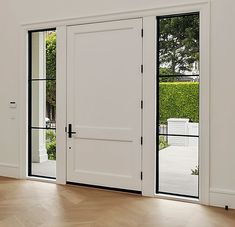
156;13;200;199
28;28;56;179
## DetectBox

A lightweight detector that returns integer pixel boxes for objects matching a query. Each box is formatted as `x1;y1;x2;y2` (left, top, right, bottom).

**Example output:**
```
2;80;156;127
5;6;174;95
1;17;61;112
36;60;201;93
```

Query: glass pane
159;135;199;197
31;129;56;178
31;80;56;128
159;14;199;76
159;79;199;135
31;31;56;80
157;13;200;198
29;29;57;179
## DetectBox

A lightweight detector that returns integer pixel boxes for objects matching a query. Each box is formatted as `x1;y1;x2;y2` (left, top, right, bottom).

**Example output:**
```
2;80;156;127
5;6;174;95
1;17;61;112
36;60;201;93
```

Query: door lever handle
68;124;76;138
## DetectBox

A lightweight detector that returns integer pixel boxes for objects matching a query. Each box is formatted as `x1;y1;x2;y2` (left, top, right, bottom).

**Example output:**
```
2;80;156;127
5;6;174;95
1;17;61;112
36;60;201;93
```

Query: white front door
67;19;143;191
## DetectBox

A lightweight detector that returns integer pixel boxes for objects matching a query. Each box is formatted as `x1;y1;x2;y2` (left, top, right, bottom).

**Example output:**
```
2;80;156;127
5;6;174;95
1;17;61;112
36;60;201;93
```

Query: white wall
0;2;20;177
209;0;235;208
1;0;235;208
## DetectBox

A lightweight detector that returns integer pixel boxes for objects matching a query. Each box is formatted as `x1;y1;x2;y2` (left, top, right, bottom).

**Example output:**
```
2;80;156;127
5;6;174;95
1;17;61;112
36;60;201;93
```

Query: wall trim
0;163;19;168
19;27;28;179
142;16;156;197
21;1;209;29
198;1;211;206
210;188;235;196
0;163;19;178
56;26;67;185
210;190;235;209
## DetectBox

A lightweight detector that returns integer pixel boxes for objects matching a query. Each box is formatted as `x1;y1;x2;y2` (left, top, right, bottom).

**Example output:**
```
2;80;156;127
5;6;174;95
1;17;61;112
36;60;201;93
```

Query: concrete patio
159;145;198;197
32;160;56;178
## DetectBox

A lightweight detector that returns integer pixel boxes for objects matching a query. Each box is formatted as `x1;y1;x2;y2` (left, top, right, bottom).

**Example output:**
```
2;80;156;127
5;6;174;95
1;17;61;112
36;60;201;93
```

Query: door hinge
141;29;143;37
141;171;143;180
65;126;67;132
141;64;143;74
141;136;143;145
141;100;143;109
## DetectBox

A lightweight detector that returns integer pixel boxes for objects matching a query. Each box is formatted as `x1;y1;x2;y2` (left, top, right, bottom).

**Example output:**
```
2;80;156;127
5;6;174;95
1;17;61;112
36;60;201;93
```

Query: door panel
67;19;142;190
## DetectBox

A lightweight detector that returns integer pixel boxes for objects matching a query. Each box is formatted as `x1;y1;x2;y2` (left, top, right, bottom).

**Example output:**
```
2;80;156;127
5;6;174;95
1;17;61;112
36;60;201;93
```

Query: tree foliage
46;32;56;80
159;14;199;75
46;32;56;119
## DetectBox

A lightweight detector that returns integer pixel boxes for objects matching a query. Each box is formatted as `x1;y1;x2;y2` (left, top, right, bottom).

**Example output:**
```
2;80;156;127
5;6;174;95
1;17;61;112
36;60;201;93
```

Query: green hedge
46;130;56;160
159;82;199;124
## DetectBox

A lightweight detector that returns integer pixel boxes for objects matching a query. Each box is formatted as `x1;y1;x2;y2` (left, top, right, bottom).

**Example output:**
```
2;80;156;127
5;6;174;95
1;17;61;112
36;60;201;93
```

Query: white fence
167;118;198;147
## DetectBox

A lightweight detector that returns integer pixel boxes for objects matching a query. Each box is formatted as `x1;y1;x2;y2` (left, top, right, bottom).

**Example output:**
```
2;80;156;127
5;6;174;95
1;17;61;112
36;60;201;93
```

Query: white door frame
66;19;143;190
20;0;210;204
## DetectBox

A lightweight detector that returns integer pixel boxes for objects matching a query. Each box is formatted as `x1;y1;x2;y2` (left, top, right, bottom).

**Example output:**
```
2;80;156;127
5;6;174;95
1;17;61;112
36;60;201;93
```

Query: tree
159;14;199;75
46;32;56;121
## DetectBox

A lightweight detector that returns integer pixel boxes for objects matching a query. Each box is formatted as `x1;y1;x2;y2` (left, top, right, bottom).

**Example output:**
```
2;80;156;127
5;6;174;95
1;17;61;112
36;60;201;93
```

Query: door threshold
155;193;199;204
67;181;141;195
27;176;56;184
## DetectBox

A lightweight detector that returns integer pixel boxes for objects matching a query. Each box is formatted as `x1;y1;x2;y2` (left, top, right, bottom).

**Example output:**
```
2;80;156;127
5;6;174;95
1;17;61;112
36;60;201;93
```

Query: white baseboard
210;188;235;209
0;163;19;178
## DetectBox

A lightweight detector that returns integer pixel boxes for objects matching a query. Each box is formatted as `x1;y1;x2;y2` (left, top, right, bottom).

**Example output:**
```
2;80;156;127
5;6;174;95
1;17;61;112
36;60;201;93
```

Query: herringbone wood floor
0;177;234;227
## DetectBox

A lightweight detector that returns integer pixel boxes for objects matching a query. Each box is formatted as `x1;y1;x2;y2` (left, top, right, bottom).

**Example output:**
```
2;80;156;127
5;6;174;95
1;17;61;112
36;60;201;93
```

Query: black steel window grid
158;133;199;138
156;13;200;199
31;127;56;130
158;74;199;77
30;78;56;81
28;28;56;179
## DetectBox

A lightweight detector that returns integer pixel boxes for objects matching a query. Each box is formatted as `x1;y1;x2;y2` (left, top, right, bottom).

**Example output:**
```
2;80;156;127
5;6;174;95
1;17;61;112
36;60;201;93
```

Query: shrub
47;140;56;160
159;136;169;150
159;82;199;124
191;166;199;175
46;129;55;141
46;130;56;160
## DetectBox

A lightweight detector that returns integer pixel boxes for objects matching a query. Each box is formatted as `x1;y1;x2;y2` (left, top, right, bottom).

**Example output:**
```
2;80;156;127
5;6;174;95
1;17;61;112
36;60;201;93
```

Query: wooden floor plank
0;177;234;227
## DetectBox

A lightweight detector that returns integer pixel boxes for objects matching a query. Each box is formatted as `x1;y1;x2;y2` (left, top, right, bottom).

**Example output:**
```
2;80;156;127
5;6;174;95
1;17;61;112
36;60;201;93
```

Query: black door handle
68;124;76;138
